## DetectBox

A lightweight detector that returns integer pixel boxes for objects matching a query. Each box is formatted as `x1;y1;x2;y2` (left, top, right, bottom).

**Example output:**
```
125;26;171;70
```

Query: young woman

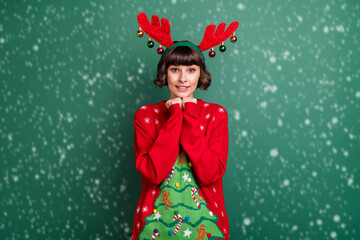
131;41;230;240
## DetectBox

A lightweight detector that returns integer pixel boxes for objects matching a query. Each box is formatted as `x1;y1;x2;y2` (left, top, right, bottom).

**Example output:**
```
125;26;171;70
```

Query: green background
1;0;359;239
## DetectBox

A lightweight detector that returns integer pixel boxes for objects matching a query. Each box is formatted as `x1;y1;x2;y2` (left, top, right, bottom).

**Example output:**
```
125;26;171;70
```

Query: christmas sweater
131;98;229;240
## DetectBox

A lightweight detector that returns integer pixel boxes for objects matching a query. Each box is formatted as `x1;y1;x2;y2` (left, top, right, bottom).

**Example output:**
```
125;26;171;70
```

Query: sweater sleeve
180;101;229;187
133;103;183;185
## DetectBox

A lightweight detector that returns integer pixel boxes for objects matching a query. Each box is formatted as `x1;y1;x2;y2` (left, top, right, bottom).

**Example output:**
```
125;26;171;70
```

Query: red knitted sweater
131;98;229;240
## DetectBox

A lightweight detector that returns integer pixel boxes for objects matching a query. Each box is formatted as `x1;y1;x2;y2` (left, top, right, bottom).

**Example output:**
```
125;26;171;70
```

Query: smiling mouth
176;86;189;89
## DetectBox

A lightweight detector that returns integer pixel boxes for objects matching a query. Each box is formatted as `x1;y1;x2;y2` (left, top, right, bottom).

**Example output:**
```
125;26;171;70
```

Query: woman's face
167;64;200;99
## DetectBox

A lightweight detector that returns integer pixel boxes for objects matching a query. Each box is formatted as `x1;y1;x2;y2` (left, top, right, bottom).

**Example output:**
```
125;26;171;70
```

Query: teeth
177;86;188;89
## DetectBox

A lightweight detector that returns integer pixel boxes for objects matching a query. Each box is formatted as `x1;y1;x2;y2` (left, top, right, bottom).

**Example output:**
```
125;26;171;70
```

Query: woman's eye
171;68;178;72
189;68;196;72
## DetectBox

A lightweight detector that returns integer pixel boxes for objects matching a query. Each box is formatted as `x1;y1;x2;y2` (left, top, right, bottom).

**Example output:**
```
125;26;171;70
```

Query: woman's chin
176;92;193;98
170;90;194;99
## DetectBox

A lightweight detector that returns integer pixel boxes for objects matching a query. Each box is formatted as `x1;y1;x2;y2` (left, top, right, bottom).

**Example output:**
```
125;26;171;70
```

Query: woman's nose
179;71;187;81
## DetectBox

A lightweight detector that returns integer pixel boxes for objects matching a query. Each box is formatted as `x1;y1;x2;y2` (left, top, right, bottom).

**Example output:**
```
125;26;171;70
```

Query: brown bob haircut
154;41;212;90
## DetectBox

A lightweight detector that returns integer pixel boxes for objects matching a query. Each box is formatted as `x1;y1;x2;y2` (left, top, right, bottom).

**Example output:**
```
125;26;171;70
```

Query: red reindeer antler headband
136;12;239;61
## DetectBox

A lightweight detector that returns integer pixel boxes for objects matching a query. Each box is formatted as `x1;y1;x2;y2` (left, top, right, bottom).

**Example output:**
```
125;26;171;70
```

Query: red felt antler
198;21;239;51
137;12;175;48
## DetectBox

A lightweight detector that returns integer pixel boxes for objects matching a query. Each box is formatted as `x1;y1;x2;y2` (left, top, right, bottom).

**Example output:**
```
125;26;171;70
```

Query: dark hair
154;41;212;90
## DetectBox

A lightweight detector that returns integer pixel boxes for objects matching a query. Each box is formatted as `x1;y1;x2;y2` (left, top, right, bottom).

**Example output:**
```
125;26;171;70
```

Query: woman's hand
182;97;197;109
165;97;183;110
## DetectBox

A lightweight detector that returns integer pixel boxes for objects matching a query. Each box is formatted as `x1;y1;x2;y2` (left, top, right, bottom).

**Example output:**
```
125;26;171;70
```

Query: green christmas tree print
138;147;224;240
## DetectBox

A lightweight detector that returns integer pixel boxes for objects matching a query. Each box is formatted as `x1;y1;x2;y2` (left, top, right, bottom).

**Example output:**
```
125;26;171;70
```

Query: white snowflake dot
243;217;251;226
200;125;204;131
205;113;211;119
144;117;150;124
140;106;147;109
142;206;149;213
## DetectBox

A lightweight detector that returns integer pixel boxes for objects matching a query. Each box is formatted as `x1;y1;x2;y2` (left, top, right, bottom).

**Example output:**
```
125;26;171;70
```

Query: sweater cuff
169;102;182;115
184;101;202;118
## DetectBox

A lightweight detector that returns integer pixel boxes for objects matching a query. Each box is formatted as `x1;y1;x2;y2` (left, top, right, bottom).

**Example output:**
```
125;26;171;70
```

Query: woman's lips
176;86;189;92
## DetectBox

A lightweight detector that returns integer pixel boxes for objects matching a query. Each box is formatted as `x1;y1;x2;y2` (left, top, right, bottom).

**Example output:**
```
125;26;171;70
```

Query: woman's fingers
182;97;197;108
166;98;183;109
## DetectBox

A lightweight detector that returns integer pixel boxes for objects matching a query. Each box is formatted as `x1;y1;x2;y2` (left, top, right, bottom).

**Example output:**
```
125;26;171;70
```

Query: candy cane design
173;214;182;235
166;167;175;185
152;232;159;239
191;187;200;208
